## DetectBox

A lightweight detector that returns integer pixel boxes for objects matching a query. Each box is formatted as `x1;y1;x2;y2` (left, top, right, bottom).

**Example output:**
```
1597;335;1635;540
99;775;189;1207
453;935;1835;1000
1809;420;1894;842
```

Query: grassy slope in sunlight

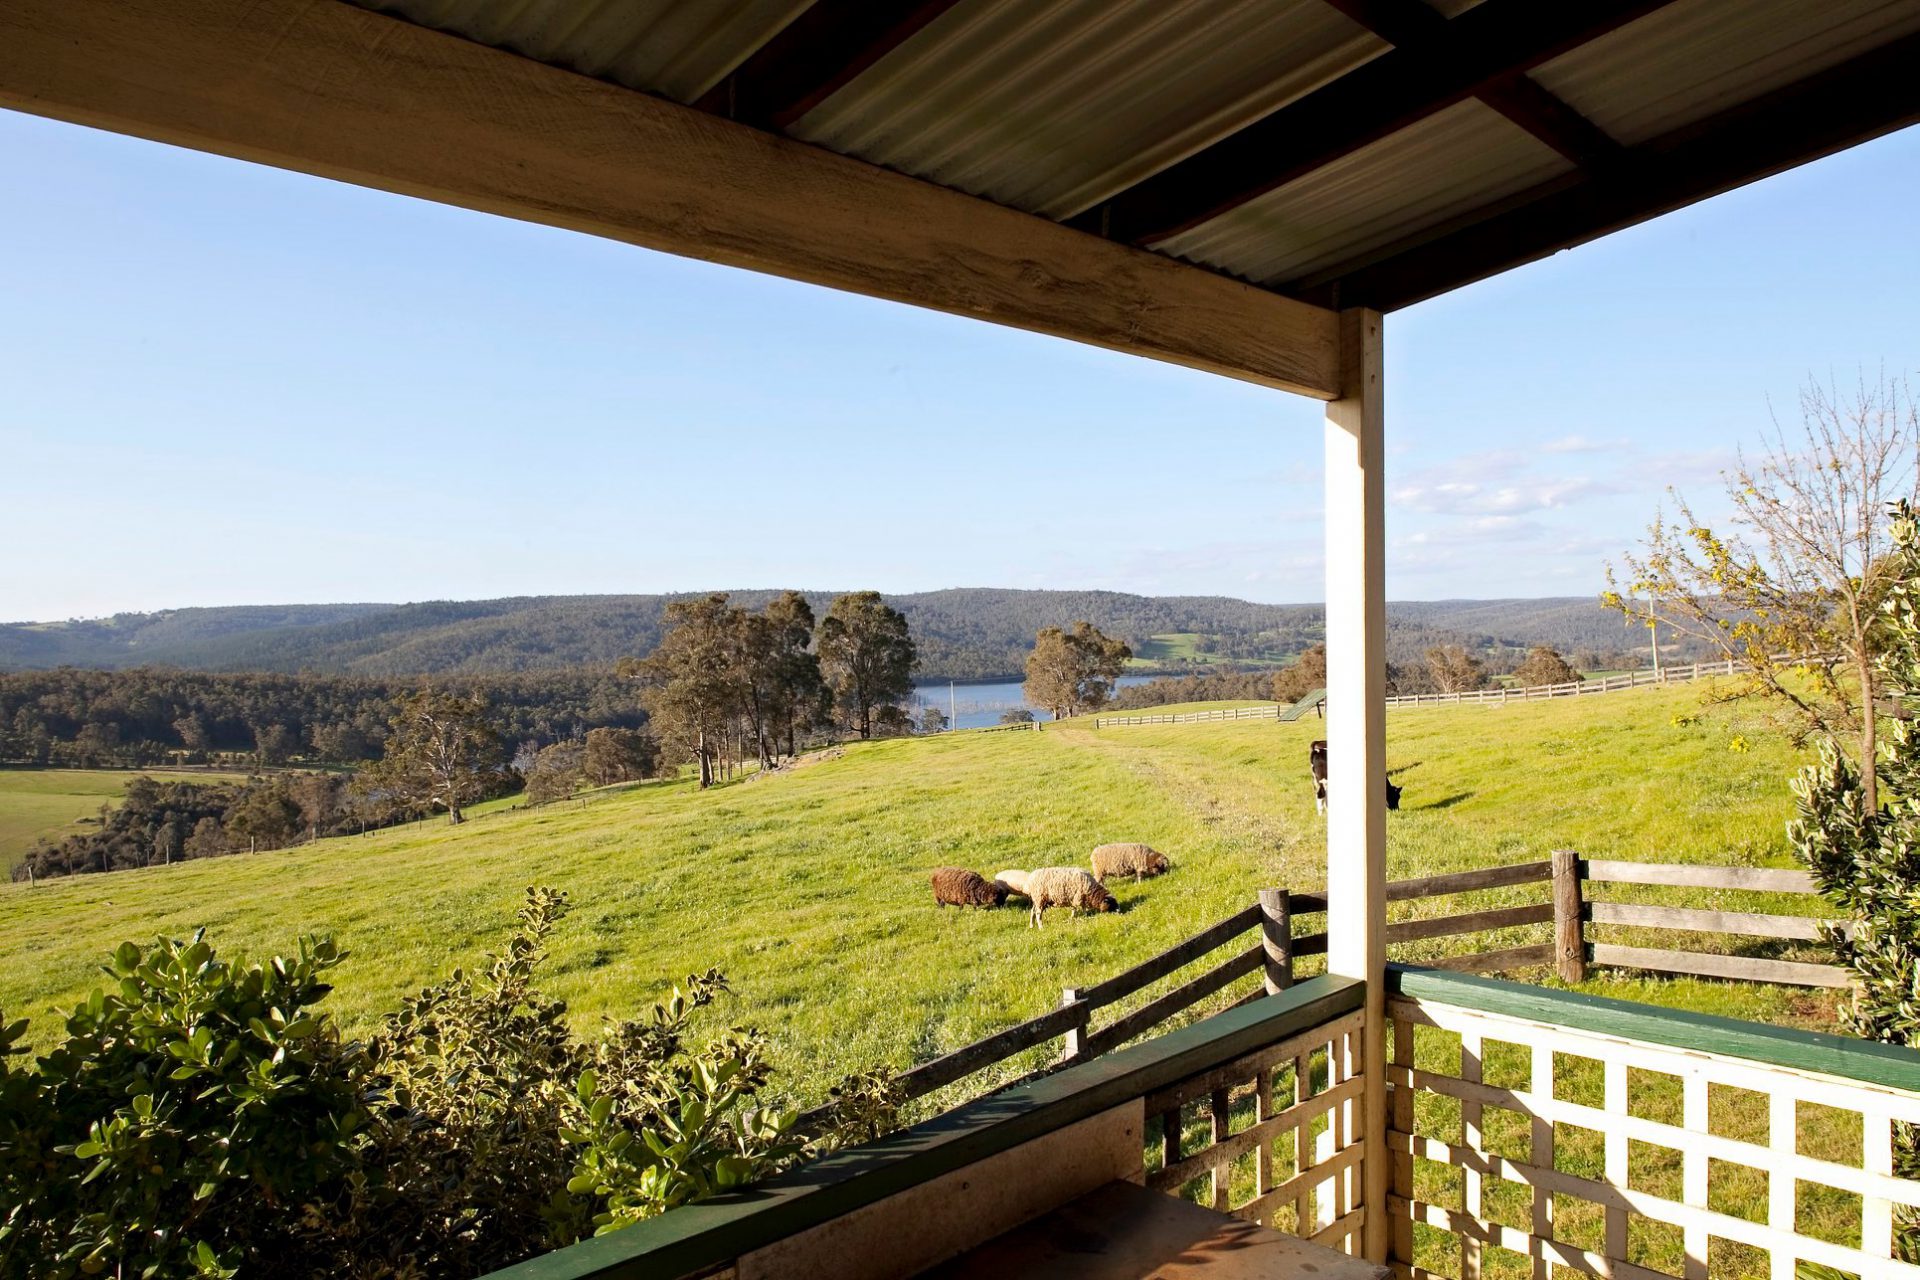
0;680;1828;1104
0;768;250;872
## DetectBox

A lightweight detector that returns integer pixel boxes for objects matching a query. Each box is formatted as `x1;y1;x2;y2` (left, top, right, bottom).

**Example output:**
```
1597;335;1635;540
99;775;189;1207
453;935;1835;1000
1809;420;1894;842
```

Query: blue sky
2;107;1915;622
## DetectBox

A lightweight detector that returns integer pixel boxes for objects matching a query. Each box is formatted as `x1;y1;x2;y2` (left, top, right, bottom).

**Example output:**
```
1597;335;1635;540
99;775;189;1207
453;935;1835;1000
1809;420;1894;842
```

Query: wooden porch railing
1386;966;1920;1280
485;976;1374;1280
802;856;1842;1135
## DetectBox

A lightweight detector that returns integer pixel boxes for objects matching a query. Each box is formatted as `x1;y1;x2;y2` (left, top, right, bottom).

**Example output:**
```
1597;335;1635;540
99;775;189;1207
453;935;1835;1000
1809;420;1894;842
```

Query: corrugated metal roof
1530;0;1920;147
789;0;1383;221
353;0;809;103
338;0;1920;300
1156;100;1573;286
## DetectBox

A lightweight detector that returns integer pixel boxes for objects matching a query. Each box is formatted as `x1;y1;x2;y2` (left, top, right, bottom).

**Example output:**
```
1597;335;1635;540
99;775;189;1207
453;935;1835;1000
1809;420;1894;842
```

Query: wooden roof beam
1295;30;1920;311
1321;0;1624;170
693;0;966;131
0;0;1342;399
1066;0;1670;246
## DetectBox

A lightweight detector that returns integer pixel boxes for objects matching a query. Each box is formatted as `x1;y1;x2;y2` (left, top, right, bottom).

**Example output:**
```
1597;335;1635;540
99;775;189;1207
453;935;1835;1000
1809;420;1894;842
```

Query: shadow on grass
1413;792;1473;811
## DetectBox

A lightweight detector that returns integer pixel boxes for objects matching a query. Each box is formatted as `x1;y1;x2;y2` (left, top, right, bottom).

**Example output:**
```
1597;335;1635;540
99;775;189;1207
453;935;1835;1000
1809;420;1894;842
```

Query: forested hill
0;591;1666;682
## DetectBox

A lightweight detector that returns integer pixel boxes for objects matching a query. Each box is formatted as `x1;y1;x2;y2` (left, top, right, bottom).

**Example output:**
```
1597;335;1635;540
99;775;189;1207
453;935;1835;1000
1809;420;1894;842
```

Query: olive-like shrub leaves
0;887;898;1278
1790;499;1920;1261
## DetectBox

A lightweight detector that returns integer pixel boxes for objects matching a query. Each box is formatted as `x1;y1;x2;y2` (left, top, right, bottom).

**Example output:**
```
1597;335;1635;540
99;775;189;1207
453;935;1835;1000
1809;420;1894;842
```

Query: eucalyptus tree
1023;621;1131;719
817;592;917;739
356;688;502;823
620;594;740;788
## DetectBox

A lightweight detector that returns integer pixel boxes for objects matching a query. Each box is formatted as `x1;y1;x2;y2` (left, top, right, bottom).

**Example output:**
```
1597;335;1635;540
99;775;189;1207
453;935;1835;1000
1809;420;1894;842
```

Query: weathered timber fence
960;719;1042;734
813;855;1845;1128
1384;657;1745;707
1094;657;1755;726
1096;704;1289;727
1342;852;1848;988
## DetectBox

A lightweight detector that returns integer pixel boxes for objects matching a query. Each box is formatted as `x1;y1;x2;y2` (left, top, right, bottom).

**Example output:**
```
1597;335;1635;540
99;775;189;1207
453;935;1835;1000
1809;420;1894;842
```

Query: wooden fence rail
1096;659;1753;726
808;855;1847;1130
1381;658;1745;708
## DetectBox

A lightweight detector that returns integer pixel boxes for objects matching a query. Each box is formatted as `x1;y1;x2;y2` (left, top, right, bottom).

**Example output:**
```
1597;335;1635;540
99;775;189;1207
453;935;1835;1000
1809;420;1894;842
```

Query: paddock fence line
1094;657;1767;727
961;719;1043;734
804;855;1846;1129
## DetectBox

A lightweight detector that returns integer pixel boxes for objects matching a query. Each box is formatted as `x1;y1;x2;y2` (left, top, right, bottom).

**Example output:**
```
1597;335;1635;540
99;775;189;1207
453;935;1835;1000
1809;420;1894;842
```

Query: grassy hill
0;768;248;874
0;591;1697;682
0;683;1827;1108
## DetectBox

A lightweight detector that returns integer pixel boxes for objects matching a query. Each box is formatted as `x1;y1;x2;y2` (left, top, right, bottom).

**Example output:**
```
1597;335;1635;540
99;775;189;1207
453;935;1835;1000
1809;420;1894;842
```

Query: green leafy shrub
0;887;898;1279
0;930;364;1278
1790;499;1920;1258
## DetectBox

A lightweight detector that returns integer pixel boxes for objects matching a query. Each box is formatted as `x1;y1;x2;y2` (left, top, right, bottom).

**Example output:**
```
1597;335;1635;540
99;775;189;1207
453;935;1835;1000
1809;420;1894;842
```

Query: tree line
622;591;917;787
0;667;646;768
14;689;664;881
3;589;1690;683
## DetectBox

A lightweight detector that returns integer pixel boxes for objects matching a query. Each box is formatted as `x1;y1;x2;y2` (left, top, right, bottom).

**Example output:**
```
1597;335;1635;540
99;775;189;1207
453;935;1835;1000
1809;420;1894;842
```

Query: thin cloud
1392;475;1618;515
1540;433;1638;454
1403;516;1548;548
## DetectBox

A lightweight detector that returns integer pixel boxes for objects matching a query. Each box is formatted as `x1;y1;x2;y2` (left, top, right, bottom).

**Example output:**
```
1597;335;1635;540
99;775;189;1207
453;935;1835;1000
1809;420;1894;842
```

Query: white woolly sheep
1089;842;1170;884
993;869;1031;898
1024;866;1118;929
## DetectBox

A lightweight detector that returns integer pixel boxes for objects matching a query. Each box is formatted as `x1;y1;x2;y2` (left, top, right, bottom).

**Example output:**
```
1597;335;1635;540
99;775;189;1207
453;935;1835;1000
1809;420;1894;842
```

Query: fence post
1553;850;1587;984
1259;888;1293;992
1059;987;1088;1063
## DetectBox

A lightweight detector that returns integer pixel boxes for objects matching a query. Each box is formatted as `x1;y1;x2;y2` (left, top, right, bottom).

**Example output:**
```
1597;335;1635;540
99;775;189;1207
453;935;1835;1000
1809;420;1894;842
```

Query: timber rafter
0;0;1342;396
1065;0;1673;246
692;0;966;130
1297;29;1920;310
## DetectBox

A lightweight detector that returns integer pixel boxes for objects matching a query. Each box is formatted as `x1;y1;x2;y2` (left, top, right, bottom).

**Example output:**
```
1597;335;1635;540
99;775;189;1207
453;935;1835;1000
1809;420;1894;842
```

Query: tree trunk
696;729;713;789
1861;650;1880;813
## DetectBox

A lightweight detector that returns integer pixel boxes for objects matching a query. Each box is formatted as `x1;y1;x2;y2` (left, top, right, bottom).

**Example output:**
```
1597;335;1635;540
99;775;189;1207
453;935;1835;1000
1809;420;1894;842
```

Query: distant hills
0;590;1683;682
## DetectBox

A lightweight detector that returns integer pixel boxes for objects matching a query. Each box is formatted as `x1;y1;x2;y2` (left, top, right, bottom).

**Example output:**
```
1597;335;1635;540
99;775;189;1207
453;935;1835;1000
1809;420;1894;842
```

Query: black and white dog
1309;739;1401;814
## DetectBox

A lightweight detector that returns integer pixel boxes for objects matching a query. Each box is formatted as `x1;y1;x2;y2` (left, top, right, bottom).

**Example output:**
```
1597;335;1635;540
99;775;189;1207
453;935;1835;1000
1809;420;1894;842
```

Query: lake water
910;675;1162;730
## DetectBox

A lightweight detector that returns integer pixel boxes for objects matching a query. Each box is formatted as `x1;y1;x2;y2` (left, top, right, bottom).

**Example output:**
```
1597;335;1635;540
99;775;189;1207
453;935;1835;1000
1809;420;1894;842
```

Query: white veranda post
1322;307;1389;1261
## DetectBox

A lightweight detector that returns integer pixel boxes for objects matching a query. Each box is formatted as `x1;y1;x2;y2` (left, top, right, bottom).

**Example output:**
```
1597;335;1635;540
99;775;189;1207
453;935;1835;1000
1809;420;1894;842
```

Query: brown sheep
1089;842;1170;884
1024;867;1118;928
930;867;1007;908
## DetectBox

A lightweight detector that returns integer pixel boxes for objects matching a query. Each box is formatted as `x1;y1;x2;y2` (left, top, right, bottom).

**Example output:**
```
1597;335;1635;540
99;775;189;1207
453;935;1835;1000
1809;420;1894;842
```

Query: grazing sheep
930;867;1007;908
1089;842;1170;884
1024;866;1118;928
993;869;1031;898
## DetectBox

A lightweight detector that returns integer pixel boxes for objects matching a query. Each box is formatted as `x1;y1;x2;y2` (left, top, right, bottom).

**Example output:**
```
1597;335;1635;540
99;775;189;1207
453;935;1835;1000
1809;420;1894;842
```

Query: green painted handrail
1391;963;1920;1094
482;975;1366;1280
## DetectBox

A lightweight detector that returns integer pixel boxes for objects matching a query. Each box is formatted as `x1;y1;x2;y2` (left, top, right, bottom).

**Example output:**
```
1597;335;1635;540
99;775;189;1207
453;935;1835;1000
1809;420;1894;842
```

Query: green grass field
1130;632;1293;668
0;767;250;873
0;683;1832;1111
